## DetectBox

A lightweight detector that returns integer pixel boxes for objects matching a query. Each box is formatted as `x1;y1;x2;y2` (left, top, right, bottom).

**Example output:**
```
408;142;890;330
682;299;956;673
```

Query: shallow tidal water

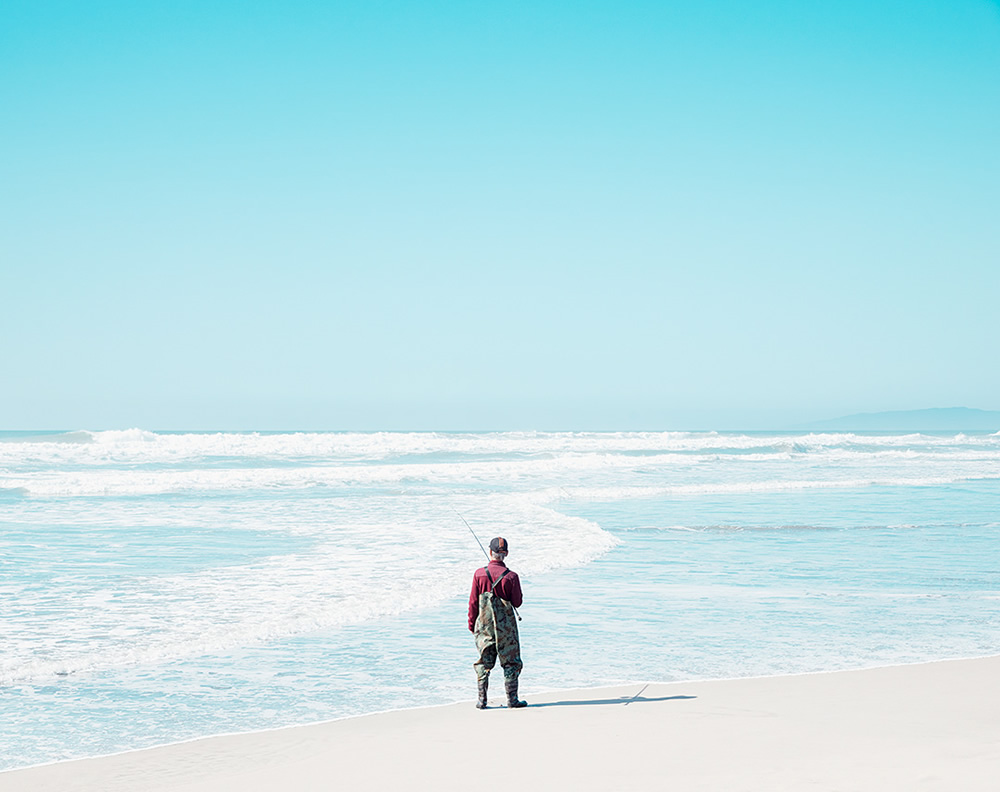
2;430;998;769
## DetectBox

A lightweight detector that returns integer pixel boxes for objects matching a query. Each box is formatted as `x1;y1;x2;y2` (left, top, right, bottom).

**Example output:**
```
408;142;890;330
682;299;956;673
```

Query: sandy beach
5;655;999;791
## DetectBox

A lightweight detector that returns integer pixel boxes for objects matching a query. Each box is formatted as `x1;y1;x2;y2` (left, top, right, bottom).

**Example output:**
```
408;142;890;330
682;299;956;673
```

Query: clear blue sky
2;0;998;430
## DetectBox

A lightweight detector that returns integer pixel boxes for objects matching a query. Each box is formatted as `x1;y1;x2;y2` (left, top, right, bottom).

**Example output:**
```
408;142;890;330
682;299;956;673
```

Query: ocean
2;429;999;770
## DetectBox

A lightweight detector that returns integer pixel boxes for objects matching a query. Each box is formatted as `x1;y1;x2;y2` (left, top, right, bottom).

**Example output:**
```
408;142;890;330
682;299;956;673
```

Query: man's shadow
527;685;696;708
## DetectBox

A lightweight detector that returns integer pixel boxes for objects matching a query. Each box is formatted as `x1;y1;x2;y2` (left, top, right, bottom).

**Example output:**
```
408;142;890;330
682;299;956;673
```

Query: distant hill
806;407;1000;432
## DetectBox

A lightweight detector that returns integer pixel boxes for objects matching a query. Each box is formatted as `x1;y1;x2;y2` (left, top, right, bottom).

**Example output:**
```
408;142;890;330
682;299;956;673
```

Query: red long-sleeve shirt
468;560;523;631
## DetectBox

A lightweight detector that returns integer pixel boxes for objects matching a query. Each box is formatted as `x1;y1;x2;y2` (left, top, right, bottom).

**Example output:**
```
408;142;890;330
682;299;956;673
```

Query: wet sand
5;656;999;791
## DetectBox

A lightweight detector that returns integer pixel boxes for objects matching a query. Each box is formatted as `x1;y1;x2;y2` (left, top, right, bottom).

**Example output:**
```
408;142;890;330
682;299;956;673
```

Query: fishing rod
452;507;491;563
451;507;521;621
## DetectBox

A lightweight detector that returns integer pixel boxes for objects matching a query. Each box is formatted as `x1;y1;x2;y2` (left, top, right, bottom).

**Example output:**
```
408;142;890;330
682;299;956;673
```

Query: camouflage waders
473;568;523;684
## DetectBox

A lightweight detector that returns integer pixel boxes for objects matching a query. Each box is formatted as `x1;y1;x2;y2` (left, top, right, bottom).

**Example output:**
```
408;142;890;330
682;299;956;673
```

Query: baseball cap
489;536;508;553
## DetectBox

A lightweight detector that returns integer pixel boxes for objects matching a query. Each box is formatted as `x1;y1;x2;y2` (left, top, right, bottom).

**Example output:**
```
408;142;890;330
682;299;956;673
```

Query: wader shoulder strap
483;566;508;595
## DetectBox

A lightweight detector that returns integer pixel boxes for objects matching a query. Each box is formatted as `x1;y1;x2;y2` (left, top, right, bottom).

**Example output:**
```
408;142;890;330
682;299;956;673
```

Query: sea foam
3;429;1000;770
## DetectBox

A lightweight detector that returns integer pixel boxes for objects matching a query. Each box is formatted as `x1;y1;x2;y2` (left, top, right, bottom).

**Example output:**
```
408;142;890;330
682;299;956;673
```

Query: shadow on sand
527;684;696;709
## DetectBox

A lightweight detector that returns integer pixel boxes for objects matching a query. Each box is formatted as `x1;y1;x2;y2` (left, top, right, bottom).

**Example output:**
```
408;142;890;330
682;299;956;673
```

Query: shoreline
8;652;998;775
6;655;1000;790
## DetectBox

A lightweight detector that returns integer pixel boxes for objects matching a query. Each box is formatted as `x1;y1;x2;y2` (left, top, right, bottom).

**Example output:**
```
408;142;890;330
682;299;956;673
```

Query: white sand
5;656;999;791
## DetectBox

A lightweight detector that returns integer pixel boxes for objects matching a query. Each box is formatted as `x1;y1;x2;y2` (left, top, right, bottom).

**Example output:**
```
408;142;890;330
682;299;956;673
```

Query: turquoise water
2;430;998;770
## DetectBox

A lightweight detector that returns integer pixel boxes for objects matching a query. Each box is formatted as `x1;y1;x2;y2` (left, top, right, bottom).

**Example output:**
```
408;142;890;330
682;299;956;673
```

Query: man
468;536;527;709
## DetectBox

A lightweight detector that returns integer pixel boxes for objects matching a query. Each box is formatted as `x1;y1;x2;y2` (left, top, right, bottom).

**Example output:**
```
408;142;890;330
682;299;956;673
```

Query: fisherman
468;536;527;709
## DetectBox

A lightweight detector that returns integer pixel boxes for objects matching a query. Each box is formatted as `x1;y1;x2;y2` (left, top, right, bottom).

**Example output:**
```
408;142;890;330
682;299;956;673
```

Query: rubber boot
476;677;488;710
505;678;527;708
